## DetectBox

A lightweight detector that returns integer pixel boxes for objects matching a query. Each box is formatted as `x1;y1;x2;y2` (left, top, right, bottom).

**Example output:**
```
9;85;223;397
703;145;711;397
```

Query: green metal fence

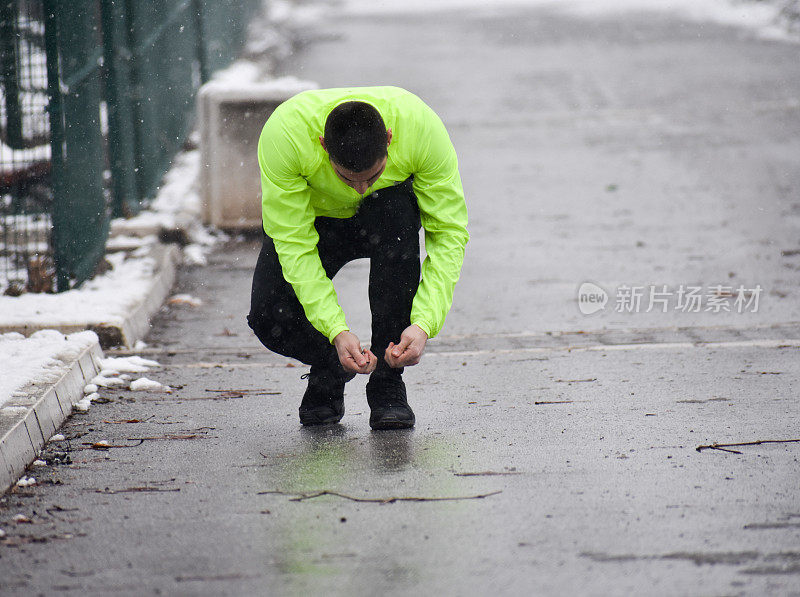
0;0;263;293
0;0;52;293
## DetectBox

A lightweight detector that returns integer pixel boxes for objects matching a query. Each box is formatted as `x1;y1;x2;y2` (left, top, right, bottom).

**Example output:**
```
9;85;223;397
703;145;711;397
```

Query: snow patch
0;249;159;330
99;355;160;373
109;149;228;271
16;477;36;488
268;0;328;25
183;244;208;266
202;62;318;96
73;398;91;412
168;294;203;307
90;374;129;388
49;433;65;442
0;331;98;408
129;377;170;392
31;460;46;466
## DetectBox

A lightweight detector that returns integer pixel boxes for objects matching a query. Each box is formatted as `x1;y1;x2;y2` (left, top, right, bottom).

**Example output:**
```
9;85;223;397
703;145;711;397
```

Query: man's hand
333;331;377;374
385;325;428;368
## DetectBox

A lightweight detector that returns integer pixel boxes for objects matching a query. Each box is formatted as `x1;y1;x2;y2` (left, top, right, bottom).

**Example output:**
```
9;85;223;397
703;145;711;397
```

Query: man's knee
247;306;298;353
247;309;272;343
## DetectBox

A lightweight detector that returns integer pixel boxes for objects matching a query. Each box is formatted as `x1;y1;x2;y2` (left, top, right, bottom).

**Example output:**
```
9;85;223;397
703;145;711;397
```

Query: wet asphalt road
2;3;800;596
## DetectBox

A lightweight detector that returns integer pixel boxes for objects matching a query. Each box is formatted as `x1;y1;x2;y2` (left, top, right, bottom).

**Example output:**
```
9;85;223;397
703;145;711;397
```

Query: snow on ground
98;355;160;373
109;149;227;267
332;0;797;41
88;358;168;397
0;330;97;408
129;377;170;392
201;62;317;96
0;140;49;174
0;248;159;329
167;294;203;307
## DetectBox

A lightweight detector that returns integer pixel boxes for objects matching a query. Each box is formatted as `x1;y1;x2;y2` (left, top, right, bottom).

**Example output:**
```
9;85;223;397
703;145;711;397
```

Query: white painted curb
0;339;103;493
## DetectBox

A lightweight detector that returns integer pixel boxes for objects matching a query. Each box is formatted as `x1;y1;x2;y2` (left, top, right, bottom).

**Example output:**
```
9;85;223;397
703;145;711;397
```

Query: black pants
247;179;421;373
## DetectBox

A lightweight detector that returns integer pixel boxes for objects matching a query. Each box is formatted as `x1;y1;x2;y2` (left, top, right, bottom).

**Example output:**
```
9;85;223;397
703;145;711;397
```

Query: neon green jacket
257;86;468;343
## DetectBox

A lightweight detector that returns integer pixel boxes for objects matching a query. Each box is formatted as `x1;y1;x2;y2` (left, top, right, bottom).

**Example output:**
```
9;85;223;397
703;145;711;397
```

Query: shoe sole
300;412;344;426
370;418;415;430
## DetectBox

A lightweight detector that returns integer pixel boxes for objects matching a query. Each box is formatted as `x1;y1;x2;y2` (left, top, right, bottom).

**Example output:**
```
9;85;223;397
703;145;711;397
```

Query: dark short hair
323;101;387;172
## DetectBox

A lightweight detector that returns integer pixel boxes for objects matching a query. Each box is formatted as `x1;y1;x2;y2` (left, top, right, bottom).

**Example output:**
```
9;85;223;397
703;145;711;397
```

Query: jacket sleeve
257;116;349;343
410;105;469;339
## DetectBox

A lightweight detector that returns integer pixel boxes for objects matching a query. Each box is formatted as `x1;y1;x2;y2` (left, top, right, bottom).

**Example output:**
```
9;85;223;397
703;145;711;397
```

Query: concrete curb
91;243;181;349
0;338;103;494
1;241;178;492
0;242;181;349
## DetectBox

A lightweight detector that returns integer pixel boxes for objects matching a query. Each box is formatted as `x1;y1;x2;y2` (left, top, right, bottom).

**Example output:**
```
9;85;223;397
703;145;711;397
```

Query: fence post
0;1;26;150
100;0;140;218
43;0;68;291
191;0;209;84
44;0;110;291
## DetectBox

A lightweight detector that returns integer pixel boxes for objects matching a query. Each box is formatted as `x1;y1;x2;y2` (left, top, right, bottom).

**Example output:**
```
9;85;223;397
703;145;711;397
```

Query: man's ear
387;128;393;146
319;136;327;152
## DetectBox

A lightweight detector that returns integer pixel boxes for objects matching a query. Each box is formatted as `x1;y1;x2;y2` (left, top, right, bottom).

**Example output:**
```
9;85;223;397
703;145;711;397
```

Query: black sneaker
299;366;355;426
366;373;415;430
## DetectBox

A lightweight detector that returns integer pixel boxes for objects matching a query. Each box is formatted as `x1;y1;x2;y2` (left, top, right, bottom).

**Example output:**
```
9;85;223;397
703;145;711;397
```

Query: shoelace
369;376;407;406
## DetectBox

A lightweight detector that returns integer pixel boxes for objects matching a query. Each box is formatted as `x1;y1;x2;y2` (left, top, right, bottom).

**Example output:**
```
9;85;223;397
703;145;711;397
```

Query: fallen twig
696;439;800;454
127;434;199;441
80;440;145;450
45;505;78;515
554;378;596;383
103;416;155;424
453;471;521;477
80;434;205;450
205;389;281;395
258;489;502;504
534;400;573;405
95;487;180;494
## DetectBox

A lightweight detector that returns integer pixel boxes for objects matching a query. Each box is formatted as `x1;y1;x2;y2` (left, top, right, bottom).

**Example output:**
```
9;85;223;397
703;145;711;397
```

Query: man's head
320;101;392;194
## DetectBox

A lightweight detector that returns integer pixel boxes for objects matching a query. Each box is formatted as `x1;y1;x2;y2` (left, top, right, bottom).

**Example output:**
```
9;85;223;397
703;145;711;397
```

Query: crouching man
247;86;468;430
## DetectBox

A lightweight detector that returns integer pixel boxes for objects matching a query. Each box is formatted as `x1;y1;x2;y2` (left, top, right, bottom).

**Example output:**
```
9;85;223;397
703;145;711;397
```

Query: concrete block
23;411;45;456
57;365;83;408
54;384;75;417
198;79;317;230
78;344;103;379
74;243;179;349
33;388;62;439
0;446;12;489
0;421;36;480
122;243;179;346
